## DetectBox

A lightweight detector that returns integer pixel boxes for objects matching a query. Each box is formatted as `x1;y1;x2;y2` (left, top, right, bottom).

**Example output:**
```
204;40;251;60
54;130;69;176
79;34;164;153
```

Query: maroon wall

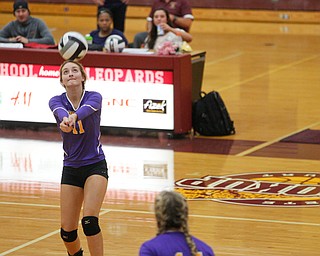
26;0;320;11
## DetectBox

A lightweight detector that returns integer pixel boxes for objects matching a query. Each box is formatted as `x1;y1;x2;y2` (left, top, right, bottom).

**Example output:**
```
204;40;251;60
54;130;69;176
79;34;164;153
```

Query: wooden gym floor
0;11;320;256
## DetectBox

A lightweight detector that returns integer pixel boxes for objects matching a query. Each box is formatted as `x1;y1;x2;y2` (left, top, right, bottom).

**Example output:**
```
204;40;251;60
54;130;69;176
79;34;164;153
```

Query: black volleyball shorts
61;159;109;188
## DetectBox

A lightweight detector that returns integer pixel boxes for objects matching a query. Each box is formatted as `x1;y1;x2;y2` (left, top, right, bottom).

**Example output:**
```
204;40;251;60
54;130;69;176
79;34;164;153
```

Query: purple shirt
49;91;105;167
139;232;215;256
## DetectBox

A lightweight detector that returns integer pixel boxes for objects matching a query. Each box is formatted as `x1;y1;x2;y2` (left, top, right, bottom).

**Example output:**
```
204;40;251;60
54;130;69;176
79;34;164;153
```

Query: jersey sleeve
49;95;69;122
76;92;102;121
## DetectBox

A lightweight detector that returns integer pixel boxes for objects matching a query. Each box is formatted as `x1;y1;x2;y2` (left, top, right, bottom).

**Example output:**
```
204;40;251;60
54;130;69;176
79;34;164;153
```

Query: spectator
0;0;55;45
133;0;193;48
88;8;128;51
91;0;129;32
139;190;215;256
144;8;192;52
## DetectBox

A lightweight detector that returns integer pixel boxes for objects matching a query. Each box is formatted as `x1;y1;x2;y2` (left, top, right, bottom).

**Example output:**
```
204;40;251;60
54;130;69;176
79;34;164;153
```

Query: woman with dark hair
144;8;192;51
133;0;194;48
139;190;214;256
88;7;128;51
91;0;129;32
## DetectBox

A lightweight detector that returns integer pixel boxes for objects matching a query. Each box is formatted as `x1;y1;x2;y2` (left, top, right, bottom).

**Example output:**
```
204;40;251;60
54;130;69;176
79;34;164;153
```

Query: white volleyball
104;35;126;53
58;31;88;61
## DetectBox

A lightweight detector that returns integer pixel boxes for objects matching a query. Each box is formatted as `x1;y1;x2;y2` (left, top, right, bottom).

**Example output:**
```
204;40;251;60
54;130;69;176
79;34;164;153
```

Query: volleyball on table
104;35;126;53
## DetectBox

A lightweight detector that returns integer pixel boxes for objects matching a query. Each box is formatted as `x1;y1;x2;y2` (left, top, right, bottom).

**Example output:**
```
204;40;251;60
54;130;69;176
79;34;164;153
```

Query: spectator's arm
28;20;55;45
170;14;193;32
0;22;15;43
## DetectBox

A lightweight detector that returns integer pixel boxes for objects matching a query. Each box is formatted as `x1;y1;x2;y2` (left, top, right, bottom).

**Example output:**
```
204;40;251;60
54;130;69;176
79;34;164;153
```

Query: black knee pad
81;216;101;236
60;228;78;242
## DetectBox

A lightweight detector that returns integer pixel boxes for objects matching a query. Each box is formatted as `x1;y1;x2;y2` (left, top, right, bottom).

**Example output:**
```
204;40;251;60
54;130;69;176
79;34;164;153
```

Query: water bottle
85;34;93;45
157;25;164;36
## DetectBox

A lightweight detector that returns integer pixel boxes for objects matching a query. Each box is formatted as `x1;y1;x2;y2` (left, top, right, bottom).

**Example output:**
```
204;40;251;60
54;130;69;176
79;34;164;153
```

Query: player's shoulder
85;90;102;99
48;93;66;108
192;236;214;255
49;92;66;101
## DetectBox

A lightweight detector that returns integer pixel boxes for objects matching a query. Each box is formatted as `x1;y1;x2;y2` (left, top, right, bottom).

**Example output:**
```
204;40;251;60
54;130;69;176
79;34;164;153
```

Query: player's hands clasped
60;114;78;133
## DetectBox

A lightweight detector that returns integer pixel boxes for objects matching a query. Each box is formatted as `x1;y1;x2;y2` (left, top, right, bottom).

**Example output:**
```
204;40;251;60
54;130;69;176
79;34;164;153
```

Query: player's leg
82;175;108;256
60;184;84;255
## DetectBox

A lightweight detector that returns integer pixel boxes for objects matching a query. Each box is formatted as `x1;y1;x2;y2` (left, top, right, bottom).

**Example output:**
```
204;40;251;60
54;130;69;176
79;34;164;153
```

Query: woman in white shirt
144;7;192;52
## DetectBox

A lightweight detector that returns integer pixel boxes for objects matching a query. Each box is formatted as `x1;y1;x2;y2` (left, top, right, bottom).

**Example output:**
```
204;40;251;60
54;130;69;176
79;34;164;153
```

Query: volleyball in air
104;35;126;53
58;31;88;61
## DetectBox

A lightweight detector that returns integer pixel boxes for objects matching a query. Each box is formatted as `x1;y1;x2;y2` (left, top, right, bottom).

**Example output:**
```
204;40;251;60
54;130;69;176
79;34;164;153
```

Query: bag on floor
192;91;236;136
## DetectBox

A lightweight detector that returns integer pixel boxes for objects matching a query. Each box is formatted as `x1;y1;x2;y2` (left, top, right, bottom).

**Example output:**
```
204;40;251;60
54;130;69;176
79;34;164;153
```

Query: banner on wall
0;63;174;130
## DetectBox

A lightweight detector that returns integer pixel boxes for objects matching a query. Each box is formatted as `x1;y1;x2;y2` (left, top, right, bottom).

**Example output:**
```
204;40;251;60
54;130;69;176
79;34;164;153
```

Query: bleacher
0;0;320;23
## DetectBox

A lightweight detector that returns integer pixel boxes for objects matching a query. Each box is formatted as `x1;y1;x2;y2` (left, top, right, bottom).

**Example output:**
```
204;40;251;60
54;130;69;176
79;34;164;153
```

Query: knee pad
60;228;78;242
81;216;101;236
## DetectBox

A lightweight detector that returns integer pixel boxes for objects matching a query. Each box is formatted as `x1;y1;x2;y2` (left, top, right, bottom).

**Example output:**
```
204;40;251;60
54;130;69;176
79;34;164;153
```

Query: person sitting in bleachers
144;8;192;53
133;0;194;48
0;0;55;45
88;7;128;51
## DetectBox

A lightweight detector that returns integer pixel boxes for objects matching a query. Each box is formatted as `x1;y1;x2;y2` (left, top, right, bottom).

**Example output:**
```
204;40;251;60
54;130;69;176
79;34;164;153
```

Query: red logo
175;172;320;207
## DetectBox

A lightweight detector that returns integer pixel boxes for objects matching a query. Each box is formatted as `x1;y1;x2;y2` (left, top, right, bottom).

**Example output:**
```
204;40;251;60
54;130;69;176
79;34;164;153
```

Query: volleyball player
139;190;215;256
49;60;108;256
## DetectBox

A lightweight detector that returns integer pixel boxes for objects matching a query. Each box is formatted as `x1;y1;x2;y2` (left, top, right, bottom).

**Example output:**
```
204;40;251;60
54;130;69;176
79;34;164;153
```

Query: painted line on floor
1;201;319;255
1;201;318;228
104;208;320;227
219;54;320;92
0;229;61;256
236;120;320;156
0;206;110;255
204;52;243;66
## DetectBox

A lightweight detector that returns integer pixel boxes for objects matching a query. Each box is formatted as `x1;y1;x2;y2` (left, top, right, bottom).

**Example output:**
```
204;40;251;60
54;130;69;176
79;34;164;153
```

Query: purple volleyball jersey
139;232;215;256
49;91;105;167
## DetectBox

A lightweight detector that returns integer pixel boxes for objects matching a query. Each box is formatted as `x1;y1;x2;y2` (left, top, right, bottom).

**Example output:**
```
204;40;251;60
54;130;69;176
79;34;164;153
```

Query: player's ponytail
182;223;198;256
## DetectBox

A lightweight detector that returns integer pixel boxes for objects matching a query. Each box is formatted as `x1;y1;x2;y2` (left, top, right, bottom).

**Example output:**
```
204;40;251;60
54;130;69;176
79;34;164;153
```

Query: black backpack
192;91;236;136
